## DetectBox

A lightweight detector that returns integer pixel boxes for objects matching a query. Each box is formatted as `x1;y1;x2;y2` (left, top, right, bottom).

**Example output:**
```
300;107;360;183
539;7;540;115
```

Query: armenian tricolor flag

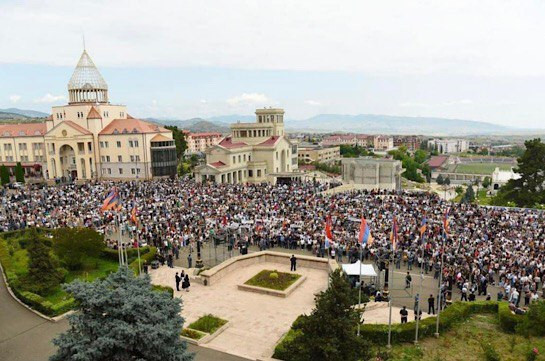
130;206;138;225
390;216;398;250
419;216;428;240
358;216;373;246
324;215;333;248
101;188;121;212
443;208;450;235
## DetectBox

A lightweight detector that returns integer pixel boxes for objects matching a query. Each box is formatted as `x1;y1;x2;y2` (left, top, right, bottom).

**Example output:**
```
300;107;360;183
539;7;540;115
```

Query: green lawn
188;314;228;334
454;163;512;175
244;269;301;291
181;328;206;340
0;230;146;316
386;314;545;361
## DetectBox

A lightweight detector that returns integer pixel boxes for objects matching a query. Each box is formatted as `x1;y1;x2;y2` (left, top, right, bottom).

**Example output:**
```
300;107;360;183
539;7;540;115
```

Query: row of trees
388;147;431;183
0;163;25;185
339;144;374;158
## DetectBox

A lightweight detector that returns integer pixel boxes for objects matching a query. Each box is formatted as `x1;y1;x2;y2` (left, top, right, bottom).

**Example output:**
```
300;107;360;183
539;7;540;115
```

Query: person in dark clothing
182;274;190;292
290;255;297;271
187;253;192;268
428;294;435;314
400;306;408;323
143;261;149;274
405;272;412;289
175;272;181;291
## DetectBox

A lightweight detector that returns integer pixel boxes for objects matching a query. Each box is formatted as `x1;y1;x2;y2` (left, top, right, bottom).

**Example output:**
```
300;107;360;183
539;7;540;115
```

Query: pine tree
14;162;25;183
50;267;194;361
0;164;9;185
25;231;63;295
282;269;370;361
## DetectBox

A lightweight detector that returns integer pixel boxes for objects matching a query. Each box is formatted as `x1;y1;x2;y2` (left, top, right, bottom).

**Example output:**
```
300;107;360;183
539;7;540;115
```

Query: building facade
185;132;222;154
427;139;469;154
194;108;301;184
297;143;340;164
341;158;404;190
321;134;372;147
393;136;422;152
373;135;394;151
0;50;177;181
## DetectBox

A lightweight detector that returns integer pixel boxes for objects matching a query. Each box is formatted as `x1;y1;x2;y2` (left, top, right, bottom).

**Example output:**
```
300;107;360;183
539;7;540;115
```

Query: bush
129;247;156;273
180;328;205;340
53;228;104;271
269;272;279;279
152;284;174;298
0;164;9;185
101;246;151;263
273;328;303;360
356;301;499;344
498;302;524;333
188;314;227;334
516;300;545;336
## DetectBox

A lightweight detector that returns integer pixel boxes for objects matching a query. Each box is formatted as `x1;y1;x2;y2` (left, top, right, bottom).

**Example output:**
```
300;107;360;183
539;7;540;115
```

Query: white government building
194;108;302;184
0;50;177;182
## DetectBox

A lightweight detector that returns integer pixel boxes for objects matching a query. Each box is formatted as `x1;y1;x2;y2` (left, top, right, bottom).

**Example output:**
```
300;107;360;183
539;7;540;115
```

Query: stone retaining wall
200;251;336;286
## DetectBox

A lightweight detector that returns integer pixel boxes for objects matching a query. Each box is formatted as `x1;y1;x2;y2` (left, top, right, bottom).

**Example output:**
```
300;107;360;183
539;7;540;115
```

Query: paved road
0;269;247;361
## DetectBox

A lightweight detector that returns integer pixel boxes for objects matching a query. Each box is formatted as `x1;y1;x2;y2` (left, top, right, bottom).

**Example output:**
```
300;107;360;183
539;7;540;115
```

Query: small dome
68;50;108;91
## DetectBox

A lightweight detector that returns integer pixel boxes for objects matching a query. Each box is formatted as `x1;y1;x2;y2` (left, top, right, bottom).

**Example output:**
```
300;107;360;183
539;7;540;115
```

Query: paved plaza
150;261;329;360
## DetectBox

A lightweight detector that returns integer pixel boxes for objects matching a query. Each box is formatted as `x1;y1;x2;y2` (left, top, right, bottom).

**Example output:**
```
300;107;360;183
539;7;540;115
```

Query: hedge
498;302;525;333
11;288;75;317
274;301;501;357
152;284;174;298
101;246;151;263
130;247;157;273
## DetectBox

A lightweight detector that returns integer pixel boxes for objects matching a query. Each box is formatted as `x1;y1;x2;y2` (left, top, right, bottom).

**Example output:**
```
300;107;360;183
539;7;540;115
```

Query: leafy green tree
414;149;428;164
482;176;492;188
444;177;451;186
497;138;545;207
25;230;63;296
0;164;9;185
14;162;25;183
165;126;188;161
281;269;370;361
53;228;104;270
50;267;193;361
455;186;464;195
462;185;476;203
436;174;444;185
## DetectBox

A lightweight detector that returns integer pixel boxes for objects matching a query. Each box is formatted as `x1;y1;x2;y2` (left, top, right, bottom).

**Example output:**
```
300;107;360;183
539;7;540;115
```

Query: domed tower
67;50;109;104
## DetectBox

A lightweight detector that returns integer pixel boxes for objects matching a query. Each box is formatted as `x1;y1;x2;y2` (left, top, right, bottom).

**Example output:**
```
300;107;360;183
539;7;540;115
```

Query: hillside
285;114;512;135
0;108;49;118
147;117;229;134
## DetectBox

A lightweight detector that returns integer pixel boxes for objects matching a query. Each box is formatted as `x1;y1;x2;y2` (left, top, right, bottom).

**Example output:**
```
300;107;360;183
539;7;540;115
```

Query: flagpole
135;223;142;275
117;213;124;266
357;245;363;336
435;230;445;337
414;241;424;344
387;216;396;348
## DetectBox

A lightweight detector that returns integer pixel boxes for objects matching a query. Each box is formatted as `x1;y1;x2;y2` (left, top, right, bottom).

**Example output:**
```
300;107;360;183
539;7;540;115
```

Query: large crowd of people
1;178;543;307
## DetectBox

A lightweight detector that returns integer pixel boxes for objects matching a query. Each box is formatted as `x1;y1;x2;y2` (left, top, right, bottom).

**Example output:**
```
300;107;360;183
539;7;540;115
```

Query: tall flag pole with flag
101;187;125;266
436;207;450;337
387;215;399;348
357;215;373;336
415;213;427;344
130;205;142;275
324;215;333;249
419;215;428;244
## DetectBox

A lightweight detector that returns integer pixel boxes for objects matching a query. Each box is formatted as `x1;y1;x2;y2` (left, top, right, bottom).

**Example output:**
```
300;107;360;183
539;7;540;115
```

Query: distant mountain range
0;108;525;135
0;108;49;119
148;113;516;136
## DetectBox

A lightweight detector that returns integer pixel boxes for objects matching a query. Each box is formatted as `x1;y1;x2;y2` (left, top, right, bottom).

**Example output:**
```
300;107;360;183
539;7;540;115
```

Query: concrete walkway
151;262;329;360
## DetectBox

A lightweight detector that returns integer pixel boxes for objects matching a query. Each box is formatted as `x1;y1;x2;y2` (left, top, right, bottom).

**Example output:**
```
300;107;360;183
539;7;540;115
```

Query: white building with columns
193;108;302;184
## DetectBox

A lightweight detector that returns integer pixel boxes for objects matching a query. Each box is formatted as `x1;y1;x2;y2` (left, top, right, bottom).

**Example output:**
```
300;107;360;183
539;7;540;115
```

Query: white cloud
227;93;271;106
304;100;321;106
34;93;66;103
400;99;473;108
9;94;21;104
1;1;545;76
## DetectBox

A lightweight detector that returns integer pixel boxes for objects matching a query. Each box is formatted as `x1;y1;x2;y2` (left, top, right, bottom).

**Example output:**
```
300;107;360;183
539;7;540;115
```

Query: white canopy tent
341;261;378;277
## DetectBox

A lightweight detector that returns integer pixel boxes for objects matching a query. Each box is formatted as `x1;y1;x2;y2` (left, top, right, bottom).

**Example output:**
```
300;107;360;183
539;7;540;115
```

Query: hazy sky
1;0;545;127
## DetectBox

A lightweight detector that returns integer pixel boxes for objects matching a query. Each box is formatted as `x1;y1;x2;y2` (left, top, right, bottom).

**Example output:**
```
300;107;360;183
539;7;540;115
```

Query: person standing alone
175;272;181;292
428;294;435;314
290;254;297;271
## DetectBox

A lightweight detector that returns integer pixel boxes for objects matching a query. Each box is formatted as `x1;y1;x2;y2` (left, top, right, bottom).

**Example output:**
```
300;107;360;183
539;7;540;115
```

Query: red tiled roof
86;106;102;119
189;132;222;138
0;123;47;137
63;121;93;135
428;155;449;168
257;136;281;146
218;137;247;149
210;161;227;168
99;118;167;135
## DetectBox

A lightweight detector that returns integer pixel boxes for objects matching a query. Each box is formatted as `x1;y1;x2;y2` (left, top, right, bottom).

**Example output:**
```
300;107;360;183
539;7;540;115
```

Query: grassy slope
455;163;512;174
386;314;545;361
